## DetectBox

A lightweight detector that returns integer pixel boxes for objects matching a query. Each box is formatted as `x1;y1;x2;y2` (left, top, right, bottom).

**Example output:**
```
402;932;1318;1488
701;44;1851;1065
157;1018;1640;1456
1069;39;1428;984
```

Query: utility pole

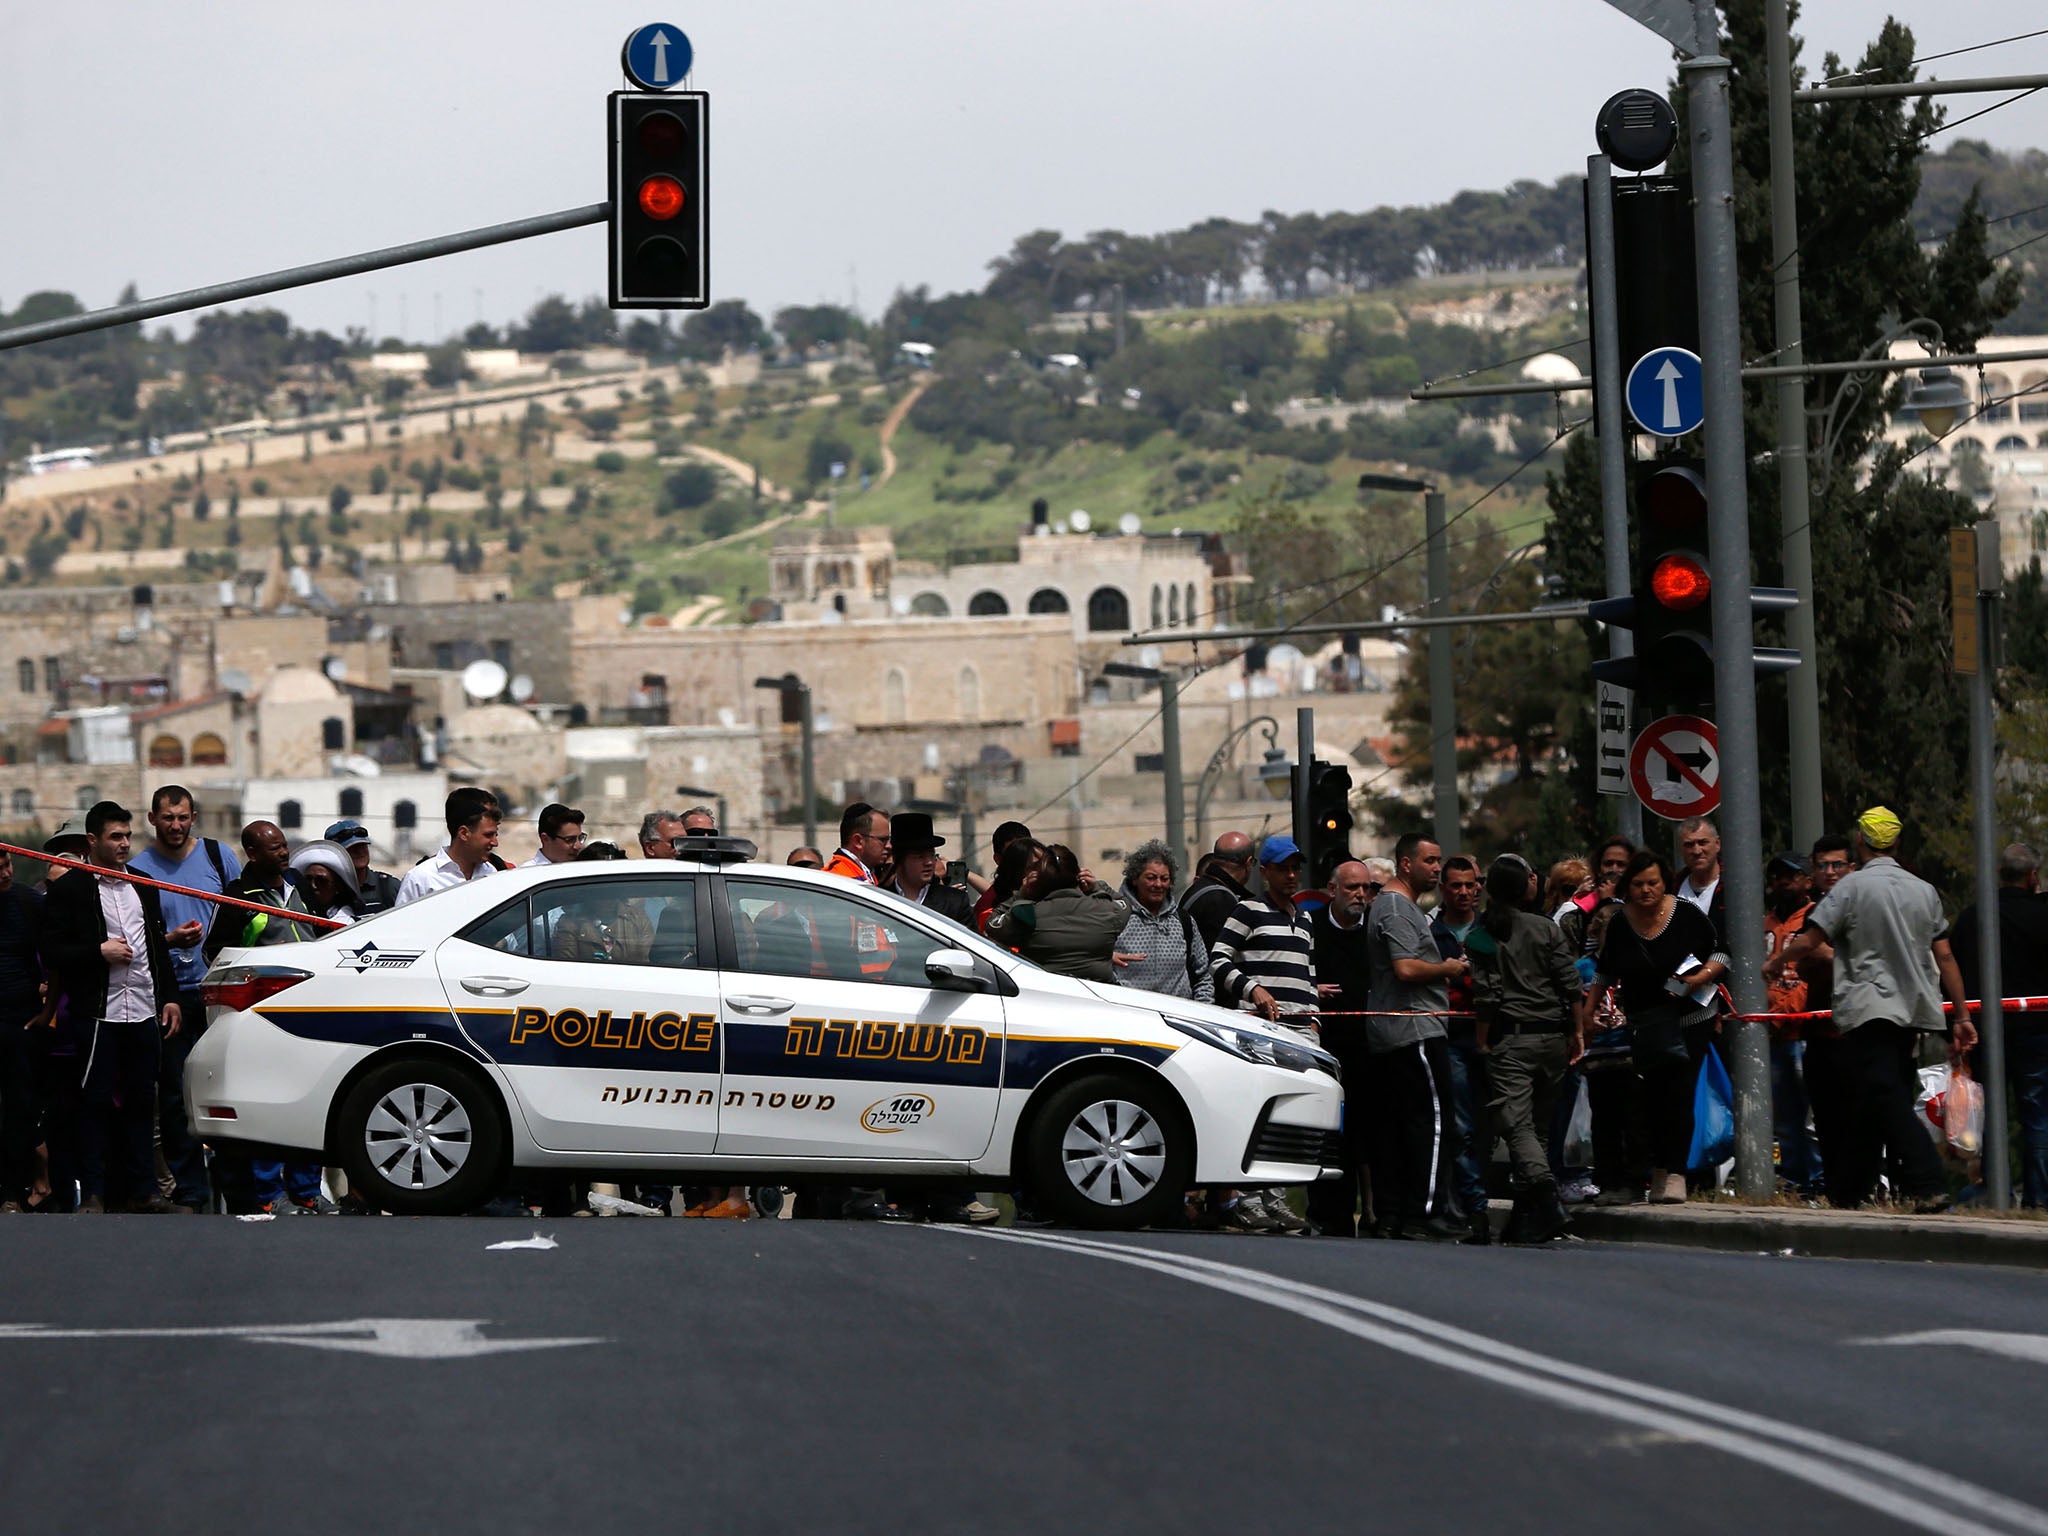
1684;0;1775;1199
1586;152;1644;845
1425;487;1459;855
1105;661;1186;870
1963;518;2012;1208
798;683;817;854
1295;706;1317;874
1767;0;1824;852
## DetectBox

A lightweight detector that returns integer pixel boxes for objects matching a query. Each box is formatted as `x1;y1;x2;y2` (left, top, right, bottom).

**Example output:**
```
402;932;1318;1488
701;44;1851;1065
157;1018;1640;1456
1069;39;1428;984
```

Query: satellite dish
337;754;383;778
1053;516;1069;534
220;668;253;694
1118;512;1142;536
462;658;509;700
322;656;347;683
1069;509;1092;532
891;596;911;616
509;674;536;703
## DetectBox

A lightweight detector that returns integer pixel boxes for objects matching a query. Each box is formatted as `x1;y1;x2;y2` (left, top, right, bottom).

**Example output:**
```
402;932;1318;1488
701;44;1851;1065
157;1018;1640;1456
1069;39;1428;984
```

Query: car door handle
460;976;530;997
725;995;794;1015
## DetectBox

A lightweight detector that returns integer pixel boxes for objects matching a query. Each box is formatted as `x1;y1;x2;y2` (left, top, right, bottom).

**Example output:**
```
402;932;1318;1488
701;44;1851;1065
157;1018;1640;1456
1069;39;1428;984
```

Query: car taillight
200;965;313;1012
201;1106;238;1120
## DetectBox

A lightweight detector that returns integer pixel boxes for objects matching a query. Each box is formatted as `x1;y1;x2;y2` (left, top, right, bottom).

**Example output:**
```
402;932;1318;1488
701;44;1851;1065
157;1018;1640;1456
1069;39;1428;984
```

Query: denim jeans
1771;1036;1824;1193
1443;1037;1489;1214
253;1160;325;1207
2012;1029;2048;1209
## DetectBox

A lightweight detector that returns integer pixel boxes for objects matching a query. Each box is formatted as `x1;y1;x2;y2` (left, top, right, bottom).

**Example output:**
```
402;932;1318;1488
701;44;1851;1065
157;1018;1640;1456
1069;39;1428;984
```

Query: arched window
76;784;98;809
10;789;31;816
15;659;32;694
1168;586;1181;626
909;592;950;617
393;800;418;830
190;732;228;766
966;590;1010;617
1087;586;1131;633
321;717;346;752
339;786;365;818
1186;583;1198;625
148;735;185;768
882;667;908;724
1150;585;1164;629
1027;587;1070;614
1997;435;2030;453
278;800;303;830
959;666;981;721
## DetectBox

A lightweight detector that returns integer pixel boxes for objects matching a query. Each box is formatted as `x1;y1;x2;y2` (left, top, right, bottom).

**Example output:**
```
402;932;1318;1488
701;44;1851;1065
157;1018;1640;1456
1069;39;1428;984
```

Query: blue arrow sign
1625;346;1704;436
622;23;693;90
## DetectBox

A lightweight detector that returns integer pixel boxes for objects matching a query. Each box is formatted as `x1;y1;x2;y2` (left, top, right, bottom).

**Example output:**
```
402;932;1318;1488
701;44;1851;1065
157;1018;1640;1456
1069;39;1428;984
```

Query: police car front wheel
336;1058;507;1216
1026;1072;1191;1230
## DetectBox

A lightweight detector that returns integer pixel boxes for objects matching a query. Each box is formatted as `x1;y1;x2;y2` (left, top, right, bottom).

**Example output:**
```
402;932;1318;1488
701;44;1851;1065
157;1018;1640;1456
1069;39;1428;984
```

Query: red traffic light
1650;553;1710;610
637;174;686;221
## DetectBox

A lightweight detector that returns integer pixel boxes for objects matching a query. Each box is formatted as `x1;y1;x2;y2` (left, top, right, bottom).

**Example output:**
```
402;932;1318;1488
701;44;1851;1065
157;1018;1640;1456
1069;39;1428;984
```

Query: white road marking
952;1228;2048;1536
0;1318;603;1359
1856;1331;2048;1368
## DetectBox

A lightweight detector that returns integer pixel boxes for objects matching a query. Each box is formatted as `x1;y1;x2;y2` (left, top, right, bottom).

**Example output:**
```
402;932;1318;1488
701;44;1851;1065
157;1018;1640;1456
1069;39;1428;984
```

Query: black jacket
918;881;977;932
357;867;404;915
1180;870;1252;950
41;866;178;1023
1950;885;2048;1035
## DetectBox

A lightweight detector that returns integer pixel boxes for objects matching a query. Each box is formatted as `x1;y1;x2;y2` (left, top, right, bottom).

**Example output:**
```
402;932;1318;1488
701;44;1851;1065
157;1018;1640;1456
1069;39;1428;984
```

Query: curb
1558;1202;2048;1270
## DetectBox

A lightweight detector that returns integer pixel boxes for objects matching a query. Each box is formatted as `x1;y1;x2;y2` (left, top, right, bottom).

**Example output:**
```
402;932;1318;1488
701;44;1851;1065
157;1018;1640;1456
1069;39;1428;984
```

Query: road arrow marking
1657;358;1683;431
1853;1330;2048;1368
0;1318;604;1359
650;29;671;83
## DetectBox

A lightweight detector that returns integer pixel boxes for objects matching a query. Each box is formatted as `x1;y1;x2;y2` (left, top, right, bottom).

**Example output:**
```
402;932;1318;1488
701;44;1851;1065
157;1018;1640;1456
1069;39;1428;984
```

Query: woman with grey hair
1112;840;1213;1002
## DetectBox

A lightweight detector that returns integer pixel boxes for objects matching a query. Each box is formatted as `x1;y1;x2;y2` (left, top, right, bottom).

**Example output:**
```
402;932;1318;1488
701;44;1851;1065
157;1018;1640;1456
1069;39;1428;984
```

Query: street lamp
674;784;729;840
1103;660;1184;865
753;673;816;852
1358;472;1459;853
1194;715;1287;854
1904;366;1970;439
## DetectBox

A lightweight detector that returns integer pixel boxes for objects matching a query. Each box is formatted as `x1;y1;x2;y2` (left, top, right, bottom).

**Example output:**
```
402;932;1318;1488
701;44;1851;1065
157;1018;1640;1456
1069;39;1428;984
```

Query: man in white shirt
1675;816;1726;947
42;801;185;1213
521;803;586;867
395;788;503;906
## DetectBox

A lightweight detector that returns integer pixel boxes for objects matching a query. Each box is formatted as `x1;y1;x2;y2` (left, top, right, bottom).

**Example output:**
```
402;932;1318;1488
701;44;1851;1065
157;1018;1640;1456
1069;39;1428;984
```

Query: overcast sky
6;2;2048;341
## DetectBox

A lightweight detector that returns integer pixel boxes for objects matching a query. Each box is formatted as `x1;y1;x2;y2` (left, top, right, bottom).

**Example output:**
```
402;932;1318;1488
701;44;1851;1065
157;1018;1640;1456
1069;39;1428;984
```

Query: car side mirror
925;948;986;993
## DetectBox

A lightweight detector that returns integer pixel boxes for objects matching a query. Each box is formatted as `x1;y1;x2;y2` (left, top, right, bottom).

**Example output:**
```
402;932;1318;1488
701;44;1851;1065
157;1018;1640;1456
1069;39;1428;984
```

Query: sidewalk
1557;1199;2048;1270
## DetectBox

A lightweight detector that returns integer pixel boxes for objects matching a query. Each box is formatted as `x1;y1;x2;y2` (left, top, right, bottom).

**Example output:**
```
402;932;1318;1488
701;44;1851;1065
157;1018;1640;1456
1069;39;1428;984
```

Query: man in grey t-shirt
1768;805;1975;1211
1361;833;1470;1240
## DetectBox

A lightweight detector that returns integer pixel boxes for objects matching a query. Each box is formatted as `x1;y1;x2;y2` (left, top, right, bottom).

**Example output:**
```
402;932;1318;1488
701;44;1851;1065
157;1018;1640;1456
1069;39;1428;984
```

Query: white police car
184;842;1342;1228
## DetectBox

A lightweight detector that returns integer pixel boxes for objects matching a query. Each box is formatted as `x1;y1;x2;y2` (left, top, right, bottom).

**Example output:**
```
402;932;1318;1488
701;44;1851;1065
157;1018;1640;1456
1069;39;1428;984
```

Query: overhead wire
1824;26;2048;83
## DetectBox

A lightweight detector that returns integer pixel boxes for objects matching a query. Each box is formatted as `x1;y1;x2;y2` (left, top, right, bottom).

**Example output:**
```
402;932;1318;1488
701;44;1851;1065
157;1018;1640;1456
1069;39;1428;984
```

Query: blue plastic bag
1688;1044;1735;1171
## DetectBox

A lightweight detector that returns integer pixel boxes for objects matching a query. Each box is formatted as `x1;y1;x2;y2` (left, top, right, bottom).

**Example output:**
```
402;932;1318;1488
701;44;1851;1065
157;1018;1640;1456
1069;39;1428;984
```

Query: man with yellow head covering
1768;805;1976;1211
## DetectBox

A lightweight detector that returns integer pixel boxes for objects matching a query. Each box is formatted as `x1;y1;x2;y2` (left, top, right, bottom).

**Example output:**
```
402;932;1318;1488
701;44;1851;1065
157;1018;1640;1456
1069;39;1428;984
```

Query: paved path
2;1218;2044;1533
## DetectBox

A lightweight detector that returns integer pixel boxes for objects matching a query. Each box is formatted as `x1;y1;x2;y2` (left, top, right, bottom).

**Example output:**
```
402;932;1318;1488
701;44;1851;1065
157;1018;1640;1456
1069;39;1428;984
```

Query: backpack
200;837;228;888
1177;907;1205;996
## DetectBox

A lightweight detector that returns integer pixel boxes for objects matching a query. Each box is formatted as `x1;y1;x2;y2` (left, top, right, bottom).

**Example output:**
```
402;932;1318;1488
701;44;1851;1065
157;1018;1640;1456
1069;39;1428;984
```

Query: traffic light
1308;760;1354;877
610;91;708;309
1591;457;1798;706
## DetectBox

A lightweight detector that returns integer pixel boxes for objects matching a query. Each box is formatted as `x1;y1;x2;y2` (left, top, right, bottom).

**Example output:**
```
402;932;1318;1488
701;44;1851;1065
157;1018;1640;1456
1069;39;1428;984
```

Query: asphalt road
1;1218;2044;1535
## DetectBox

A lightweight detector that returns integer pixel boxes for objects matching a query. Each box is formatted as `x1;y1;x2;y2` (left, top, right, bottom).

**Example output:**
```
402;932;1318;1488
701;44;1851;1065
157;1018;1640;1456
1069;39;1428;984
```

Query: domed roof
447;703;544;740
255;664;339;704
1521;352;1587;385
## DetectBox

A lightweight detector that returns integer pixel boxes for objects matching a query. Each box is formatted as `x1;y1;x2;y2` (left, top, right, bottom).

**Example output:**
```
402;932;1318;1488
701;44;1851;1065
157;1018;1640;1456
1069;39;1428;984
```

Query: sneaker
130;1195;197;1215
0;1200;23;1214
1652;1173;1688;1204
260;1197;313;1216
1258;1192;1311;1235
1218;1195;1285;1234
1559;1177;1601;1205
701;1197;752;1220
1593;1187;1640;1207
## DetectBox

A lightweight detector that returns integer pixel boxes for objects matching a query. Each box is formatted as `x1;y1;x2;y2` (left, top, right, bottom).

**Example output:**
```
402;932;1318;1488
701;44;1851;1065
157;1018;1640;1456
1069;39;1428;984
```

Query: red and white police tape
0;838;349;933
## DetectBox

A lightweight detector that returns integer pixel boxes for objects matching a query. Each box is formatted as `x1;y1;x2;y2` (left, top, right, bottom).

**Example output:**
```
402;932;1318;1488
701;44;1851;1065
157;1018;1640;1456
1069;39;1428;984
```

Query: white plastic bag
1916;1064;1949;1147
1562;1075;1594;1168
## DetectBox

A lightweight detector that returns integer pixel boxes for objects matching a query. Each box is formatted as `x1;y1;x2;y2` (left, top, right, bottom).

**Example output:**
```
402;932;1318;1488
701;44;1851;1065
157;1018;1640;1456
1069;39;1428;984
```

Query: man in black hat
887;813;974;929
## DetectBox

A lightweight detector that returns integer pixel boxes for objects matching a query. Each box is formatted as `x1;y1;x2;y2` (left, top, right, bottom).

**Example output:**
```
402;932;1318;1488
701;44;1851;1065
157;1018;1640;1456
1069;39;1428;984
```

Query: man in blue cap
1208;833;1319;1234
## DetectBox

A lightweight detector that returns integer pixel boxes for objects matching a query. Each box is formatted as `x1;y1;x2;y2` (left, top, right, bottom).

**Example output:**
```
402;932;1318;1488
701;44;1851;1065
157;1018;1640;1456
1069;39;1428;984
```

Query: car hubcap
364;1083;473;1190
1060;1099;1166;1206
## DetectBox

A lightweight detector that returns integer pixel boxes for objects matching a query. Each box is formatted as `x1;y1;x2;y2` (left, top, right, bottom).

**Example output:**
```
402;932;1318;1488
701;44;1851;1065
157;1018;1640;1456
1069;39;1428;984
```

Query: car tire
336;1057;507;1217
1025;1072;1192;1230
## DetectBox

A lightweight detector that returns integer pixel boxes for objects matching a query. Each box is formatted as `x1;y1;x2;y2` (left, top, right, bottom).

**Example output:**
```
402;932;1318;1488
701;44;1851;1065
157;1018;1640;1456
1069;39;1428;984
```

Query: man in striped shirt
1209;835;1318;1236
1210;835;1319;1038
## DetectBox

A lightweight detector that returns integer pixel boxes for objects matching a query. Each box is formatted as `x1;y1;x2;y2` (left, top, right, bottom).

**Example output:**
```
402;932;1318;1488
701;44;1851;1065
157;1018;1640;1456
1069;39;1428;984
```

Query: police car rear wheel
337;1058;505;1216
1027;1073;1190;1230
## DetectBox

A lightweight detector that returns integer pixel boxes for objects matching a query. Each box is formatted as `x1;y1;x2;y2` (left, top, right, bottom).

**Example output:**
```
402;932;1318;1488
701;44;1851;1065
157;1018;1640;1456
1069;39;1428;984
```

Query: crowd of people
0;781;2034;1231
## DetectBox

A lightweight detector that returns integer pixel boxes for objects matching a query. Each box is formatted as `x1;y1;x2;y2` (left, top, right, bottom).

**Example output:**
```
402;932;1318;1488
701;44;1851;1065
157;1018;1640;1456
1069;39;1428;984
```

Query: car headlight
1164;1015;1336;1074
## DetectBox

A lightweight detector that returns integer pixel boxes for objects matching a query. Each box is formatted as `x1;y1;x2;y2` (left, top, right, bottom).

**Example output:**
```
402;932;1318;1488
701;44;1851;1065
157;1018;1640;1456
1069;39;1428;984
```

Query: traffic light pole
1160;671;1186;873
1586;153;1644;846
798;684;818;855
1969;522;2012;1209
1425;489;1461;856
1295;706;1317;877
1766;0;1825;855
1685;0;1775;1200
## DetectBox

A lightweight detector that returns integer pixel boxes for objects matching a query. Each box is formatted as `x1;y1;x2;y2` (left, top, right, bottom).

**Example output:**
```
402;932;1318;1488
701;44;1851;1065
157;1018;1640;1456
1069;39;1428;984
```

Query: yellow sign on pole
1951;527;1979;675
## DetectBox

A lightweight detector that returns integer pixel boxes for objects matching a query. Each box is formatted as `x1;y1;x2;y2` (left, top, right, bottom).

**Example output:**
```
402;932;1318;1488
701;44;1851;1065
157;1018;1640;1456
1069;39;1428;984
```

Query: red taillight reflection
200;966;312;1012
